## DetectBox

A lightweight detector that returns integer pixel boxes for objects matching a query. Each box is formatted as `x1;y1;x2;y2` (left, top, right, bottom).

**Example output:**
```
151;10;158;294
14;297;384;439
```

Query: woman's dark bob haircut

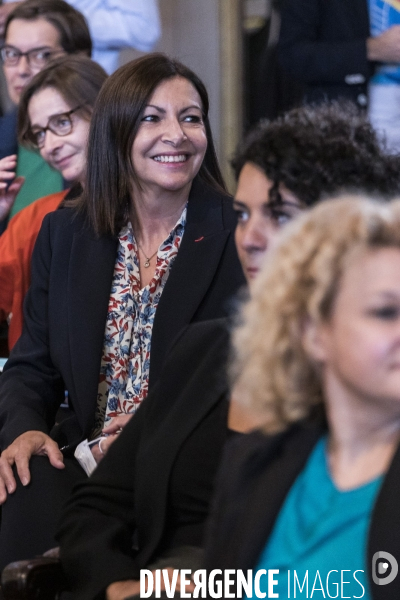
18;55;108;147
79;52;226;236
4;0;92;57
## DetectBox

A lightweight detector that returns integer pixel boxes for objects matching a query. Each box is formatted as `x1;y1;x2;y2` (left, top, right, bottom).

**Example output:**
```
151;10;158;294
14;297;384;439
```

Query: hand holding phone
0;154;25;222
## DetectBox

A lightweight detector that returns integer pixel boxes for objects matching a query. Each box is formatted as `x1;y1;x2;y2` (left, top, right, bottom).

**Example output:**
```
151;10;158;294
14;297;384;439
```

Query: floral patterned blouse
93;207;187;434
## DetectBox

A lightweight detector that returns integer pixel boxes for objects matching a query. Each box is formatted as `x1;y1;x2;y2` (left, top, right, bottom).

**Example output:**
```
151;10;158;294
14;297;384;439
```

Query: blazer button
345;73;366;85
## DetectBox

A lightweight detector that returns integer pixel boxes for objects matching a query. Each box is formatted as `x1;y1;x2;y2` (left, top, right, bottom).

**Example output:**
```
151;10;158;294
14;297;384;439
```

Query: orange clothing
0;190;68;350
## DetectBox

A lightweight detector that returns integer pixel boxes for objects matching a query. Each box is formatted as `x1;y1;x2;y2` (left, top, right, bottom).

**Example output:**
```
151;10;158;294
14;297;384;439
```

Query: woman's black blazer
278;0;374;107
204;421;400;600
0;178;245;450
57;318;231;600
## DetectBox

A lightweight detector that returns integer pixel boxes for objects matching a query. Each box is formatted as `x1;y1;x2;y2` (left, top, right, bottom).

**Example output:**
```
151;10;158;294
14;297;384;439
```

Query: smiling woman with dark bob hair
0;52;245;567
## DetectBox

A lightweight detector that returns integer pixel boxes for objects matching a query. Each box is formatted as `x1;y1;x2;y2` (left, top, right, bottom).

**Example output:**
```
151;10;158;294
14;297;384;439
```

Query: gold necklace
137;243;158;268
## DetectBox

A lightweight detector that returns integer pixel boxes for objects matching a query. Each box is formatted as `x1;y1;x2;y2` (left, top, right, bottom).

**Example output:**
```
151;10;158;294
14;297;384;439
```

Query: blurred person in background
0;0;92;233
279;0;400;152
204;196;400;600
243;0;303;126
0;55;107;350
0;0;161;74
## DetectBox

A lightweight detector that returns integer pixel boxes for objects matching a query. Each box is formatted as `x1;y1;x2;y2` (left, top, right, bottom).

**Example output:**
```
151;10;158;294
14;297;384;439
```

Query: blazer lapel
67;230;118;433
368;443;400;600
229;425;322;570
136;324;230;566
149;179;232;385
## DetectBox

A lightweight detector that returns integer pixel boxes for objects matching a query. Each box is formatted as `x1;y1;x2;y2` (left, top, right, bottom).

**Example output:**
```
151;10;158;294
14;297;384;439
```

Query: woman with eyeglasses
0;54;107;351
0;52;245;568
0;0;91;233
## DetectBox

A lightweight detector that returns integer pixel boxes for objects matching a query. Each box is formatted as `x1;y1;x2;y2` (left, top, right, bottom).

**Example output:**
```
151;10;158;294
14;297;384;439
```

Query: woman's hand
367;25;400;62
0;431;65;503
106;569;195;600
0;155;25;221
106;579;141;600
91;414;133;464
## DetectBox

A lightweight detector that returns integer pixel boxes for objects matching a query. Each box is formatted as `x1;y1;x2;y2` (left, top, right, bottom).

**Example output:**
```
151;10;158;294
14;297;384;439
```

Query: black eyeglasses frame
27;105;85;149
0;45;63;68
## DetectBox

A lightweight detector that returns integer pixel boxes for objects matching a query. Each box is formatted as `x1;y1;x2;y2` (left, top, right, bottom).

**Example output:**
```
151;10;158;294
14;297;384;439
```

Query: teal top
10;145;63;218
251;438;382;599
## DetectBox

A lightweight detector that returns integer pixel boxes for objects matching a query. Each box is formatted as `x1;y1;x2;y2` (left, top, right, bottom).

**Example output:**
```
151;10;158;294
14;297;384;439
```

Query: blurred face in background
28;87;90;183
234;162;303;284
3;17;64;104
304;247;400;412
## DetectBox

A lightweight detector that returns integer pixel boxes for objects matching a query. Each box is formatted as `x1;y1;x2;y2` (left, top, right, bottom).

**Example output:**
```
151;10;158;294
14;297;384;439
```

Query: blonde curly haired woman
205;195;400;600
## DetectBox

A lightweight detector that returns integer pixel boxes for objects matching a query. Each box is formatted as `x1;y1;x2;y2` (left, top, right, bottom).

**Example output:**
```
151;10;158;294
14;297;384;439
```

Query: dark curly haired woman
233;101;400;283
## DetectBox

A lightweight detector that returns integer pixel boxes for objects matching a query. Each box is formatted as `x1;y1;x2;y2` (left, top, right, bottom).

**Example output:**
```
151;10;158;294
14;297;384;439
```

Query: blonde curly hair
231;195;400;433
